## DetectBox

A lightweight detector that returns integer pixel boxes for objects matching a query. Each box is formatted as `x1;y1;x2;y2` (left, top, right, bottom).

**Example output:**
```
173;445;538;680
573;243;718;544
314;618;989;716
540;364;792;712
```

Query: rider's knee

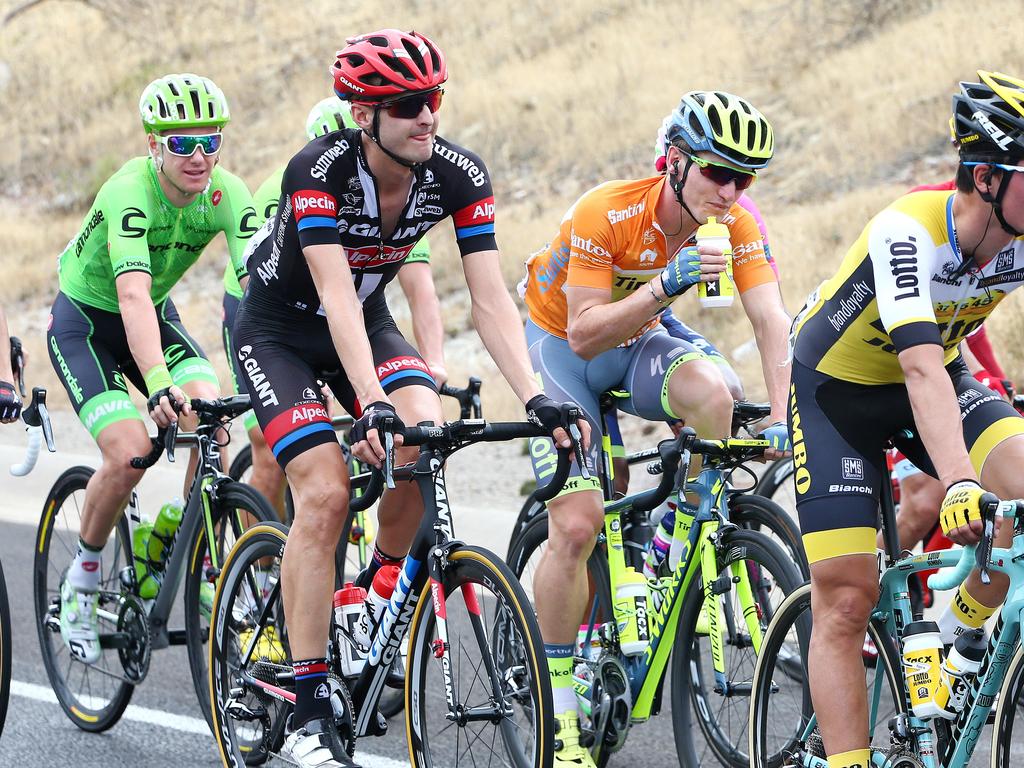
815;580;877;634
100;431;152;482
292;478;349;540
549;500;603;562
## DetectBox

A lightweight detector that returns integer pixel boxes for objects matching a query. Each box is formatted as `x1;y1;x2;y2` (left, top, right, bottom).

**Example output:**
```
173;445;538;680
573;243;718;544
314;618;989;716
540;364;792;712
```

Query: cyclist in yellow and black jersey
789;70;1024;768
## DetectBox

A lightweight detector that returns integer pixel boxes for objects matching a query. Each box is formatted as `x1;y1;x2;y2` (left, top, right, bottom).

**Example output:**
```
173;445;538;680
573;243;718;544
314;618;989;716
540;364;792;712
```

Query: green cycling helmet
305;96;358;140
139;73;230;133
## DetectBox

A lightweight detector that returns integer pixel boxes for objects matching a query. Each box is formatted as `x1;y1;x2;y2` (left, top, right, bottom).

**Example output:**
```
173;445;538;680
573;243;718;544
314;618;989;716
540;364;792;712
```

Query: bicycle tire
405;545;553;768
671;528;803;767
185;480;277;733
507;492;546;561
228;443;253;482
0;559;10;738
753;458;794;500
992;640;1024;767
747;583;905;768
506;511;613;623
209;521;292;767
728;493;809;578
33;465;135;731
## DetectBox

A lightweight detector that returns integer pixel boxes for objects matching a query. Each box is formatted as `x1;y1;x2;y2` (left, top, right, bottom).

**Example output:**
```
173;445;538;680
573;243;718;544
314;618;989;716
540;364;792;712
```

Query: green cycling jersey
222;164;432;298
60;157;257;313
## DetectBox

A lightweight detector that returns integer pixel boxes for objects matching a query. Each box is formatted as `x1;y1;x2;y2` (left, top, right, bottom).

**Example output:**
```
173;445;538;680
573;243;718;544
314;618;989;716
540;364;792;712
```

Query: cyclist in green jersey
46;73;257;664
223;97;445;513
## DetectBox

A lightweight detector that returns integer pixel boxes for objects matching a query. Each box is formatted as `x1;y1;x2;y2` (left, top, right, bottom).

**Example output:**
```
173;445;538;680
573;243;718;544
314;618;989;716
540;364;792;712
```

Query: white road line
11;680;411;767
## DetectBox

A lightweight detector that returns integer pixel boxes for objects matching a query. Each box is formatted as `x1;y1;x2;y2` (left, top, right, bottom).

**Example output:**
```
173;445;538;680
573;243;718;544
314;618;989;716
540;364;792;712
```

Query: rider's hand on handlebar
939;479;987;545
350;401;405;468
0;379;22;423
525;394;590;453
758;421;792;461
427;361;448;387
147;385;189;428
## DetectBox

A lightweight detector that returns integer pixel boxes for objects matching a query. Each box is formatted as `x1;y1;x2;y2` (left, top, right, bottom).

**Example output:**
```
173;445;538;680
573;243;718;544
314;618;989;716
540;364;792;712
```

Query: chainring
327;674;357;758
589;654;632;757
117;593;151;683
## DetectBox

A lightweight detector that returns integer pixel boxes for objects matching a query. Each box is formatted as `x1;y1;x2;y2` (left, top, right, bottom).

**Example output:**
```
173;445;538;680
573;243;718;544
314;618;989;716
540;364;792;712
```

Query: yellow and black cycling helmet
664;91;774;170
953;70;1024;158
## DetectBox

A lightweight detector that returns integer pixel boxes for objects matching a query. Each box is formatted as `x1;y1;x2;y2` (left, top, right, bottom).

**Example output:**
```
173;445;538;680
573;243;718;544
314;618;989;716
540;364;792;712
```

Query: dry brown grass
2;0;1024;419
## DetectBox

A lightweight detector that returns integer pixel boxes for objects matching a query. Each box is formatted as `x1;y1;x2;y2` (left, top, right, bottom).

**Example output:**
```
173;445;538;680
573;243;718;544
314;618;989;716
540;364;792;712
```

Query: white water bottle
696;217;734;308
935;629;986;718
333;582;367;676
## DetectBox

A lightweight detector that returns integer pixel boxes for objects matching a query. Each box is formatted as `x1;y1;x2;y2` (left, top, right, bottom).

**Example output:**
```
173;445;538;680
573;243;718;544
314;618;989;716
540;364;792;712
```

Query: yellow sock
827;747;870;768
951;584;996;629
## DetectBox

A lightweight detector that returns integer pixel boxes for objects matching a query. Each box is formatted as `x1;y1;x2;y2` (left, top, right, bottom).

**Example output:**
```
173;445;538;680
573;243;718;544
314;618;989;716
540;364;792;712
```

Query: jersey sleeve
282;145;342;250
867;209;943;352
105;180;154;279
563;191;617;292
213;169;259;281
405;236;431;265
437;143;497;256
728;205;776;292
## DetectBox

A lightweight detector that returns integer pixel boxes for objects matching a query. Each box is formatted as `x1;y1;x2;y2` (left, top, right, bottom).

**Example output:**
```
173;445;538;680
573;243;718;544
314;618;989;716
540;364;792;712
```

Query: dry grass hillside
2;0;1023;420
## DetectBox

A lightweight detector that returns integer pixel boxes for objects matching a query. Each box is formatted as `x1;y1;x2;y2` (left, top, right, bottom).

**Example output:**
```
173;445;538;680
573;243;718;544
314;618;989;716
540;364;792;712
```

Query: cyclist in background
234;31;585;766
225;97;449;515
0;307;22;423
520;91;792;766
788;71;1024;768
46;73;255;665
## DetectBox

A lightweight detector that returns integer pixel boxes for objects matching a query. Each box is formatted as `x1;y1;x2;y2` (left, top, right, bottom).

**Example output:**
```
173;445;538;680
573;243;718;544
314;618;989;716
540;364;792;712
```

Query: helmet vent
729;110;741;141
367;35;390;47
707;105;723;136
402;37;427;74
381;53;416;83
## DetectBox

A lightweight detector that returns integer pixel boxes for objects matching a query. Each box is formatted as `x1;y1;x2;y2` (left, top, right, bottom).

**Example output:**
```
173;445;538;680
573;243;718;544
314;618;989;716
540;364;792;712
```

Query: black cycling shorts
789;356;1024;564
232;289;438;468
47;291;216;440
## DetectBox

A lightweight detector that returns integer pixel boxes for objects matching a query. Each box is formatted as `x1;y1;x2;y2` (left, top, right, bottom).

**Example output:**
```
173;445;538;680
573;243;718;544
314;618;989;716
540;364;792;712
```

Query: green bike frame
602;466;767;721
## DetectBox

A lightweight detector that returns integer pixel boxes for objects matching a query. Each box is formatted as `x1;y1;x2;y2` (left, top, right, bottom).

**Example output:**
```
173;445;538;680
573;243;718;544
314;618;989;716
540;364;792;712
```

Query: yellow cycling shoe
239;625;286;664
553;710;597;768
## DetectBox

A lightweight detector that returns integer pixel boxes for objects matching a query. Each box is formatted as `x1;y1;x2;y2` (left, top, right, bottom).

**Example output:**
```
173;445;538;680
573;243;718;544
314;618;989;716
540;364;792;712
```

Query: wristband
648;280;669;306
144;365;174;396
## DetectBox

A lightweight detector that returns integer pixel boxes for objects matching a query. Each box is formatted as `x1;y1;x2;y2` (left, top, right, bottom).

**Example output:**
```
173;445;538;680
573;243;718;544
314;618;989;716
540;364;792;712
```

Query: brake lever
165;420;179;464
975;494;999;585
383;427;396;489
567;415;590;481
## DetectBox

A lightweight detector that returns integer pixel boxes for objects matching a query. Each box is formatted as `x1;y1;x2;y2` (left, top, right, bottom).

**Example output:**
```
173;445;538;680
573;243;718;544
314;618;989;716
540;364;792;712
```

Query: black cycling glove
525;394;577;436
350;401;405;444
0;379;21;422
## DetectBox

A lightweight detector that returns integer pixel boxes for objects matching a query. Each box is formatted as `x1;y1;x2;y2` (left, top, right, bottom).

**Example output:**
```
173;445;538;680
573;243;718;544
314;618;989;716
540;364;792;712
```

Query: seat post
878;449;901;566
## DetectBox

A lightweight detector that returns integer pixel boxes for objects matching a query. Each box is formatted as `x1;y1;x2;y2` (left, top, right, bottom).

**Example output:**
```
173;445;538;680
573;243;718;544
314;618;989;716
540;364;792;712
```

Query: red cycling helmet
332;29;447;102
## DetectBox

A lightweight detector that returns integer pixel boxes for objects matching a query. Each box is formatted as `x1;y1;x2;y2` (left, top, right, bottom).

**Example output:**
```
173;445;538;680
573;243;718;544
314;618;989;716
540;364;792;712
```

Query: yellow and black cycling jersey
793;190;1024;385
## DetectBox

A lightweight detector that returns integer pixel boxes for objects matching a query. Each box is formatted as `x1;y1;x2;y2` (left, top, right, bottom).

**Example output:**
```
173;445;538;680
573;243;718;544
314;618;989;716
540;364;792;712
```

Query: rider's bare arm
738;282;791;423
564;283;664;360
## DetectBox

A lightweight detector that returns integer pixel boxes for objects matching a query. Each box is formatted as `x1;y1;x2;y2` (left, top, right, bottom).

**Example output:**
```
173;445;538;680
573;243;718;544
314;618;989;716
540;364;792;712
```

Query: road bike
209;413;583;767
34;395;276;732
748;446;1024;767
508;427;804;767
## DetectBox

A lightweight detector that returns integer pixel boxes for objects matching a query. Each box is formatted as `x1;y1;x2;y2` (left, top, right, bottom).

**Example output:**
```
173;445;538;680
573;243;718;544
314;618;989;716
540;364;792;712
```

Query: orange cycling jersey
522;175;777;344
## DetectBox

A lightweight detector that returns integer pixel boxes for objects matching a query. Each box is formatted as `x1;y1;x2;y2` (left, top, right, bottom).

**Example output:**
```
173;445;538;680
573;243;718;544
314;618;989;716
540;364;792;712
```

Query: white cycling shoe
282;717;361;768
59;578;101;664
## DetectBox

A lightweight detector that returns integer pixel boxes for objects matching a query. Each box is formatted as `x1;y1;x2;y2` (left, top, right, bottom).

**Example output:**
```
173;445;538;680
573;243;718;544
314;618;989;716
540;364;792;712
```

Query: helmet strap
669;156;701;227
990;173;1023;237
367;107;419;170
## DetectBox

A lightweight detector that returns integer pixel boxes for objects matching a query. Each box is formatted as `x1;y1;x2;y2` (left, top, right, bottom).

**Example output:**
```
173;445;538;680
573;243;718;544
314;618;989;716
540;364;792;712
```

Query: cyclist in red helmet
234;29;587;767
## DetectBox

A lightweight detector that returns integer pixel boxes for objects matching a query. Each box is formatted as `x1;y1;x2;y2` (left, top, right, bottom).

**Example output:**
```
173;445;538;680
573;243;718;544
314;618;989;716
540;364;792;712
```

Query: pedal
363;710;389;737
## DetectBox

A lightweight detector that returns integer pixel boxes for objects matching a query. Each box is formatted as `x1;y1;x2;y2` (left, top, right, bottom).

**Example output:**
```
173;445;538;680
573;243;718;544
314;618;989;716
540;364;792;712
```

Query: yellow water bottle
696;217;734;308
902;620;944;719
614;567;650;656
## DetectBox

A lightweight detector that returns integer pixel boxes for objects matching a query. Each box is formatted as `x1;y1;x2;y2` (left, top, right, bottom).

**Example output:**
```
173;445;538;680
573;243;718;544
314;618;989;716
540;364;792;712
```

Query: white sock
68;539;102;592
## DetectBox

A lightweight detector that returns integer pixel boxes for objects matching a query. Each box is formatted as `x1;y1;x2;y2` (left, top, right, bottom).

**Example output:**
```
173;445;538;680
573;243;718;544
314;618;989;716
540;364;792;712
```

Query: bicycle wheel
671;529;803;767
506;492;545;560
33;465;134;731
209;522;292;767
728;493;809;579
754;458;797;524
406;545;553;768
747;583;905;768
228;443;253;483
992;641;1024;767
0;559;10;738
185;480;277;732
